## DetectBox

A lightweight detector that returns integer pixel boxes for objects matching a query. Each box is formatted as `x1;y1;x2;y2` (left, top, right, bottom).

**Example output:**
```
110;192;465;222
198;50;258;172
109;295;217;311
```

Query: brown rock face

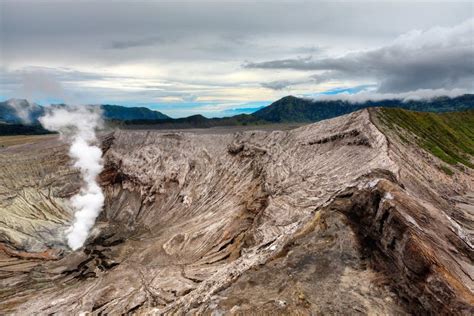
0;109;472;315
0;137;78;252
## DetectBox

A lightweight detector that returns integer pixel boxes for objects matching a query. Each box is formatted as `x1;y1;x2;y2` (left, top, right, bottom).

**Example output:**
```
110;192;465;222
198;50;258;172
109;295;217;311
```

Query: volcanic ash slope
0;109;472;315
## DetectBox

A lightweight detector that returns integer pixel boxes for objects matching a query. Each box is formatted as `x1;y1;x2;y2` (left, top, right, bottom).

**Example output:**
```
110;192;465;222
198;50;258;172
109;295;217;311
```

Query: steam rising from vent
39;106;104;250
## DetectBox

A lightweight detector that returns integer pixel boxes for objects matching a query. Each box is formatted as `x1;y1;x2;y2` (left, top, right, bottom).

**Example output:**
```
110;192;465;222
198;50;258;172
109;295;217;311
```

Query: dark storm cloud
245;19;474;92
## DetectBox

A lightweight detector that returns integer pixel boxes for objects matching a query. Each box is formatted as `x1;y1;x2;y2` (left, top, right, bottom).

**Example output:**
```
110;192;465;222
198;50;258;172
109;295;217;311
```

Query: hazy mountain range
0;99;170;124
1;94;473;134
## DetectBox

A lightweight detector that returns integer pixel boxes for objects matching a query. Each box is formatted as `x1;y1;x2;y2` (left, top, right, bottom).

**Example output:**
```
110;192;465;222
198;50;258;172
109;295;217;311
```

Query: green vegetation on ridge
377;108;474;168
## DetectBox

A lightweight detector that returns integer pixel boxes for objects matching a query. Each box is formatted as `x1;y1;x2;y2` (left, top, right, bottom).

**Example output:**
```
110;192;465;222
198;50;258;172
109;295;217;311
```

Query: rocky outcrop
0;109;472;314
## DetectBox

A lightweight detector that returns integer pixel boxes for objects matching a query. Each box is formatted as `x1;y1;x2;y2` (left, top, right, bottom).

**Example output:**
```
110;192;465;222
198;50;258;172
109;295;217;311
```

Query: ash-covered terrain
0;108;473;315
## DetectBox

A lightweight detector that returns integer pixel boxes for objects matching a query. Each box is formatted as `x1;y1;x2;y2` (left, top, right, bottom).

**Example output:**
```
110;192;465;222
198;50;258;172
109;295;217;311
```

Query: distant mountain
253;94;474;123
122;113;267;129
121;94;474;129
2;95;474;135
101;104;169;121
0;99;170;124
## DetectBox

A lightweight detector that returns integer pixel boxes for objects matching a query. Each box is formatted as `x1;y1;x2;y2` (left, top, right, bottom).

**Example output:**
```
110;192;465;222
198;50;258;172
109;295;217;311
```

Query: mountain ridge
253;94;474;123
1;94;473;134
0;99;170;124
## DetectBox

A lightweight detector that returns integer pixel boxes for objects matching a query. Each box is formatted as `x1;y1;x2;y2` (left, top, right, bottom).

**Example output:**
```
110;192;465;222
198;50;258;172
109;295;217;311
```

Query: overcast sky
1;1;473;117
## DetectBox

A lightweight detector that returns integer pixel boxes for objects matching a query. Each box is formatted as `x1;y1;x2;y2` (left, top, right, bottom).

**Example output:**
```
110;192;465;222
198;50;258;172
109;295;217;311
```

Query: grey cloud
247;19;474;93
261;80;294;90
1;67;128;101
245;56;315;70
1;66;234;106
1;1;472;65
261;78;313;90
20;71;66;101
107;36;167;49
181;94;198;102
3;2;471;40
14;66;118;83
292;46;324;55
310;71;343;84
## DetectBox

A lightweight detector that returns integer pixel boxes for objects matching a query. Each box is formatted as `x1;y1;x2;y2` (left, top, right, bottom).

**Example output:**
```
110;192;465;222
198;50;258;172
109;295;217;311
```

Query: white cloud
312;88;470;103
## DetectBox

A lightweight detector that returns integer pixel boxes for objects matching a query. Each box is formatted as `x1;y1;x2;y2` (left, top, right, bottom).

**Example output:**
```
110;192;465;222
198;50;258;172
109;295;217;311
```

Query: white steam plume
39;105;104;250
6;99;43;124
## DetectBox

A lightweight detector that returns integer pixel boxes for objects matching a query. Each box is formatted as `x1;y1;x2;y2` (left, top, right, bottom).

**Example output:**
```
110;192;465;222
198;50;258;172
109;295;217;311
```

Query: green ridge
377;108;474;168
